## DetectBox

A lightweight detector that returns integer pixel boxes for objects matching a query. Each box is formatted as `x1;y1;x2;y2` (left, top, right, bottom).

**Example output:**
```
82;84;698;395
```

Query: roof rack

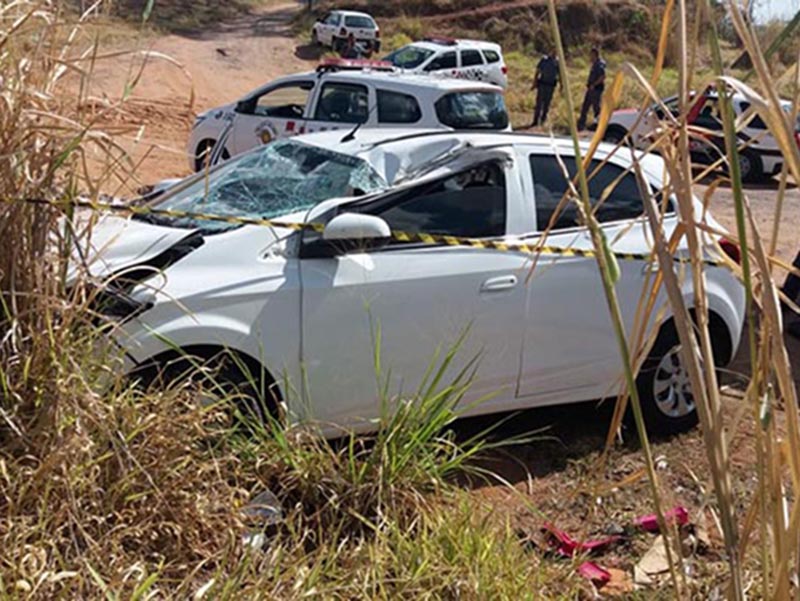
422;35;458;46
316;58;395;73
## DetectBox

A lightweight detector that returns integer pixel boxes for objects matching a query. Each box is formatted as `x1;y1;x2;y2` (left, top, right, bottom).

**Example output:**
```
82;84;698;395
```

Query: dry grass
2;0;800;598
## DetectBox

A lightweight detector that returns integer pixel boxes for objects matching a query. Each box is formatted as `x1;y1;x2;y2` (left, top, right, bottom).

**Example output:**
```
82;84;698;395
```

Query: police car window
385;45;435;69
738;101;768;130
255;83;312;118
360;162;506;240
314;83;369;124
377;90;422;124
425;51;457;71
435;91;509;129
461;50;484;67
529;155;663;231
482;49;500;63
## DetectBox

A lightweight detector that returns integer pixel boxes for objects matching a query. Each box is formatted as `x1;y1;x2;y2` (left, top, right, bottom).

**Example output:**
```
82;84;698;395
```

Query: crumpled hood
71;215;202;281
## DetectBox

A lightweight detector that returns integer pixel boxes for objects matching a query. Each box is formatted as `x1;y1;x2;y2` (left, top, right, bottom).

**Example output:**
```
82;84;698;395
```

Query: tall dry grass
544;0;800;597
2;0;800;598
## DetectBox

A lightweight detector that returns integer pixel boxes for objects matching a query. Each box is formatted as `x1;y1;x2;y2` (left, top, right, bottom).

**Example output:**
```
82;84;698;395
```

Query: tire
194;139;229;172
133;350;280;428
636;323;701;435
333;37;344;54
311;29;319;46
603;125;630;146
738;149;763;183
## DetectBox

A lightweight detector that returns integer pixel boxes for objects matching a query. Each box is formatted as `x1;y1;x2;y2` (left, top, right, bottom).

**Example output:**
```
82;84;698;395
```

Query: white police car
385;37;508;89
187;59;509;171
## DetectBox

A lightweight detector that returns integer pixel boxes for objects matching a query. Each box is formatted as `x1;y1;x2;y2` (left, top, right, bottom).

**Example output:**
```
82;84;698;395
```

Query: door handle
480;275;518;292
642;261;660;274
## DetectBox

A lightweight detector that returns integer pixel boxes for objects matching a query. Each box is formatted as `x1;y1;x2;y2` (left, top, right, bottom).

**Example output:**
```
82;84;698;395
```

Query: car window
314;83;369;124
358;162;506;240
424;51;457;71
324;13;339;25
738;101;768;130
253;83;313;118
435;91;509;130
529;155;661;231
344;15;375;28
693;98;722;130
482;49;500;63
385;45;435;69
461;50;484;67
142;140;387;233
377;89;422;124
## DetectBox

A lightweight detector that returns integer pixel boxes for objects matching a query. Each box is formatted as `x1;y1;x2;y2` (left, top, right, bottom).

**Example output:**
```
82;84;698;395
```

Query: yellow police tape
8;196;726;267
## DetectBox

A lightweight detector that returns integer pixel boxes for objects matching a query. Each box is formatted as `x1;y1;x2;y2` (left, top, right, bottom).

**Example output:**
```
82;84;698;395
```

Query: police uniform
578;57;606;131
533;54;559;126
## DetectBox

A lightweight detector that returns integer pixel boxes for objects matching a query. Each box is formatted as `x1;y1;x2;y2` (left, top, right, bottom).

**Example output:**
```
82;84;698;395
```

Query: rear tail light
795;130;800;150
375;28;380;37
719;237;741;264
501;65;508;75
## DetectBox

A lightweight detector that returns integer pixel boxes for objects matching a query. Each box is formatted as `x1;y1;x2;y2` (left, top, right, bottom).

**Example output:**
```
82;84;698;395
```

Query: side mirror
323;213;390;243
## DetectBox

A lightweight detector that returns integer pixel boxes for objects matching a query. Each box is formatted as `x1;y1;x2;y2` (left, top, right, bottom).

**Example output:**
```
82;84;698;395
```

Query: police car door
230;79;314;153
305;81;375;135
457;48;489;83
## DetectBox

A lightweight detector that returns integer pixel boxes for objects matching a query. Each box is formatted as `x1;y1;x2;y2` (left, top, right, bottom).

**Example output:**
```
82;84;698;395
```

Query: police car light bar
423;35;458;45
317;58;395;72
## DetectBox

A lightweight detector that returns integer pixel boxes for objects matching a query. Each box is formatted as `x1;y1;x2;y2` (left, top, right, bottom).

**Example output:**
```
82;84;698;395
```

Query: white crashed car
83;130;745;436
311;10;380;53
605;88;800;182
385;37;508;88
187;61;509;171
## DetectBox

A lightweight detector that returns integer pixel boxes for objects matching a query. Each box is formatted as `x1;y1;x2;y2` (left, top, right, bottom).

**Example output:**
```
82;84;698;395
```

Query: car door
298;155;531;430
516;150;667;404
424;51;458;78
318;12;339;45
304;81;374;135
457;49;489;83
230;79;314;153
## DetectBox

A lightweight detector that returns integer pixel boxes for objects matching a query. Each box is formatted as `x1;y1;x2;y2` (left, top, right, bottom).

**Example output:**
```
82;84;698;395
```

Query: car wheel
333;36;344;54
738;149;763;183
133;351;281;428
636;323;700;435
194;139;229;172
604;125;630;146
311;29;319;46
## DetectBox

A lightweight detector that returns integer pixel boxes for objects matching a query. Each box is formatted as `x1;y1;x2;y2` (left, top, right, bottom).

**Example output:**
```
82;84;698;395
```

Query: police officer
578;47;606;131
531;51;560;127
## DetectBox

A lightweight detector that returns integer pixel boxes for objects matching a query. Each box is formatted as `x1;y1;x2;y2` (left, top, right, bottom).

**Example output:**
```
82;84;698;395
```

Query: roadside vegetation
2;0;800;598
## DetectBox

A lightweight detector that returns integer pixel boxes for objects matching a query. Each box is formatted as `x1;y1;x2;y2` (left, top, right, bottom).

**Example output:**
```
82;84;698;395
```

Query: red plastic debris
542;523;621;557
634;506;689;533
578;561;611;585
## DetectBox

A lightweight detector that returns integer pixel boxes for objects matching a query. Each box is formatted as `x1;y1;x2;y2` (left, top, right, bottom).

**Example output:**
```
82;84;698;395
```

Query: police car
187;59;509;171
311;10;380;53
384;37;508;89
605;86;800;182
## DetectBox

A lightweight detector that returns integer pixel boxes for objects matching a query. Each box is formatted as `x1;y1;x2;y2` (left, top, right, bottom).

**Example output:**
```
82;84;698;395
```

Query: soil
78;2;800;593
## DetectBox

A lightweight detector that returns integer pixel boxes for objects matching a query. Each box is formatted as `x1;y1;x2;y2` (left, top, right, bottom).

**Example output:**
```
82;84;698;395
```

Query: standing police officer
531;51;560;127
578;47;606;131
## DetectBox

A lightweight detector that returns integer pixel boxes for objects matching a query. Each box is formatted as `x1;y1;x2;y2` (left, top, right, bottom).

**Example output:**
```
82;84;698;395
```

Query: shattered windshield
140;140;387;233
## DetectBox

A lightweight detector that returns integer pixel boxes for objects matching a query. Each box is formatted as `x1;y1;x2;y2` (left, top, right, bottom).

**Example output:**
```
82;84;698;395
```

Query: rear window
377;90;422;123
461;50;484;67
482;49;501;63
385;45;435;69
344;15;375;28
435;91;509;130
